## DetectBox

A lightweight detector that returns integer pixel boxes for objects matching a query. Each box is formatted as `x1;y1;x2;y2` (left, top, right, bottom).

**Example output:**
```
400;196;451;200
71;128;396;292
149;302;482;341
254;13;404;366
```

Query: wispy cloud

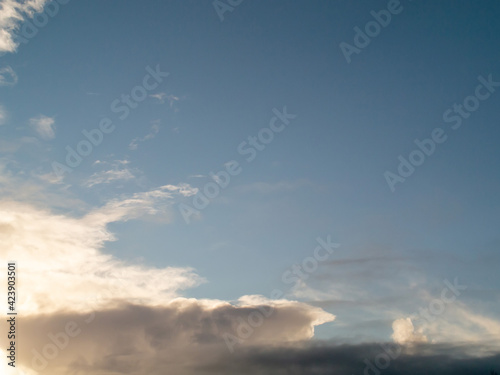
129;120;161;150
149;92;167;103
29;114;55;140
85;168;135;188
35;171;65;185
149;92;184;111
166;94;180;108
395;295;500;351
84;183;198;226
0;65;17;85
0;0;50;54
84;160;136;188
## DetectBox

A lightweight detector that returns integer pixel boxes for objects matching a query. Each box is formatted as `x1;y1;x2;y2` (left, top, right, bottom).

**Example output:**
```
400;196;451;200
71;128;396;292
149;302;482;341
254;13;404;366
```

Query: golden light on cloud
0;197;335;374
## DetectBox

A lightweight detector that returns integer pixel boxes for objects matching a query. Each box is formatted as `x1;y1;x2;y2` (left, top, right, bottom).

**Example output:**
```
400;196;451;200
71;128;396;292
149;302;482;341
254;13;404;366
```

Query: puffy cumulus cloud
233;295;335;343
8;299;500;375
290;249;500;355
0;299;334;375
0;0;50;53
389;286;500;354
392;317;428;345
0;179;336;375
1;173;498;374
3;322;500;375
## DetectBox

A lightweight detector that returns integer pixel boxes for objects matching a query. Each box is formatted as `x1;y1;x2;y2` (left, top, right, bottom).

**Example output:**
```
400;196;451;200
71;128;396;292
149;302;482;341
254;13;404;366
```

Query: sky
0;0;500;374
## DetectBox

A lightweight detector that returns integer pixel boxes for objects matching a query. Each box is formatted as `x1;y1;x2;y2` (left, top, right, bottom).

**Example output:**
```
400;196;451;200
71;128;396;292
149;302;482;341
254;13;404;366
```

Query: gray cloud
7;300;334;375
9;305;500;375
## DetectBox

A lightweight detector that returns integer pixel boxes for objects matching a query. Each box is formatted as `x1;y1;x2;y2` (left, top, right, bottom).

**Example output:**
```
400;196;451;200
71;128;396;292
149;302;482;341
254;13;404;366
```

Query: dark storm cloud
199;343;500;375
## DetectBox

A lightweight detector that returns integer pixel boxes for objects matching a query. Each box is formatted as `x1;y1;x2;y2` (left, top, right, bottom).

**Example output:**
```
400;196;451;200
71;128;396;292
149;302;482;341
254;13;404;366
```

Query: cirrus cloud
0;65;17;85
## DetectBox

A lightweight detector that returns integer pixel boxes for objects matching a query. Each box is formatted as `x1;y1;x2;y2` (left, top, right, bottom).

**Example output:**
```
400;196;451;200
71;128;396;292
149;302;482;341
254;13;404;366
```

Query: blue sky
1;1;500;374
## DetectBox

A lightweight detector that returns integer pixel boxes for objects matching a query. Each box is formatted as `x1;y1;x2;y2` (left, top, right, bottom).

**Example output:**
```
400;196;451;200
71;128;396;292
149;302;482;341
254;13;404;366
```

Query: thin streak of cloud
149;92;166;103
129;121;161;150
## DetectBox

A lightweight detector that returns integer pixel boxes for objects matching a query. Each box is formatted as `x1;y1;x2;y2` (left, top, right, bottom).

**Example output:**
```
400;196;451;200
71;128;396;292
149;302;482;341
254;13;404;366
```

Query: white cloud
29;114;55;140
0;65;17;85
2;295;336;375
149;92;166;103
0;195;205;317
129;121;160;150
0;177;336;375
392;298;500;355
0;160;86;211
162;183;199;197
83;183;198;226
84;160;147;188
237;294;336;336
149;92;184;111
392;317;428;345
35;171;65;185
416;302;500;351
85;168;135;187
0;0;50;54
166;94;180;108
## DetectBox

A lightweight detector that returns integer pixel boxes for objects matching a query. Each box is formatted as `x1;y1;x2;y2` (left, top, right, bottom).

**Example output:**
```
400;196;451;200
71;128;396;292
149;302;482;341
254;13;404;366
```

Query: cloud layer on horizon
0;160;498;375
